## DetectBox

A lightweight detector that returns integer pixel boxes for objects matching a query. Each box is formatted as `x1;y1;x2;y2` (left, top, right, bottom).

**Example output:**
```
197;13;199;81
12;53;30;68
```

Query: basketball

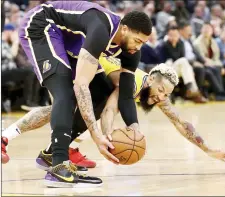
109;127;146;165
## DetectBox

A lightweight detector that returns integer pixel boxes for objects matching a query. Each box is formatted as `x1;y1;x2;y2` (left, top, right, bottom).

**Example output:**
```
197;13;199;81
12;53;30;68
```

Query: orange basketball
109;127;146;165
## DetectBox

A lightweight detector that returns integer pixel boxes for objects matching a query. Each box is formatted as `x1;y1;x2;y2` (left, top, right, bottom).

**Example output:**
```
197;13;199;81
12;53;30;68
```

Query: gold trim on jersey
25;8;44;84
99;56;148;102
44;24;71;69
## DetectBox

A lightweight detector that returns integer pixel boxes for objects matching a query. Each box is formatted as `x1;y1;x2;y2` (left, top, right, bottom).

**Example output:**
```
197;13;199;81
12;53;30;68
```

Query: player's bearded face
120;35;132;52
138;87;156;113
120;30;149;54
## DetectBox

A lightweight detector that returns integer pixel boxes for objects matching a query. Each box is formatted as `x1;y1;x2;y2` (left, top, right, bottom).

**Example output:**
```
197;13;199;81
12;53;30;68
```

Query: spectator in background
216;25;225;67
194;23;224;70
172;0;190;24
210;4;224;23
156;1;172;39
179;21;225;100
2;24;40;111
139;27;160;72
156;26;207;103
191;5;205;38
143;1;156;26
197;0;211;22
194;22;225;99
210;18;222;38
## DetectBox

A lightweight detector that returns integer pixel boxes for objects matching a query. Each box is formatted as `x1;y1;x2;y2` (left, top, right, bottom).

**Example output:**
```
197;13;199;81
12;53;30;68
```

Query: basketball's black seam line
124;128;135;165
111;141;145;150
119;128;134;141
118;128;145;142
113;149;139;156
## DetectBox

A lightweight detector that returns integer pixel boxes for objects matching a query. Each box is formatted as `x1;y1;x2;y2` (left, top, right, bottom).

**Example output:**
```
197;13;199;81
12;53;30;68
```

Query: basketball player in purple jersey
18;1;152;187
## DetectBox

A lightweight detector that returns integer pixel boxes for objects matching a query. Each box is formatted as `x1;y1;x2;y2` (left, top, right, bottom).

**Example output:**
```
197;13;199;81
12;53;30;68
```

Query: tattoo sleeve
16;106;52;133
100;88;119;135
158;99;209;152
101;108;115;136
74;48;105;142
74;84;100;141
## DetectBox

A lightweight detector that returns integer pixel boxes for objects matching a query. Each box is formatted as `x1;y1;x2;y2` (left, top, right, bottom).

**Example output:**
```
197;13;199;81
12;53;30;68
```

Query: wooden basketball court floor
2;102;225;196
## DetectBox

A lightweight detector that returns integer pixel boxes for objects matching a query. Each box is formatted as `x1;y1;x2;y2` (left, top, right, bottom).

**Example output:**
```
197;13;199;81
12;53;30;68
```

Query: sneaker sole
45;180;102;188
36;158;87;175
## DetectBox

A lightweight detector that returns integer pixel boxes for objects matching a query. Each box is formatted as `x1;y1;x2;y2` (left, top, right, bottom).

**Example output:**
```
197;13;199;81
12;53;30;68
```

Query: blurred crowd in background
1;0;225;113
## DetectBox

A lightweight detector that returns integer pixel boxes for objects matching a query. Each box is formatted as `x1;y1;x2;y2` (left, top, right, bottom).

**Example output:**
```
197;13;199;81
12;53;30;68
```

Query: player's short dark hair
178;20;190;30
121;11;152;35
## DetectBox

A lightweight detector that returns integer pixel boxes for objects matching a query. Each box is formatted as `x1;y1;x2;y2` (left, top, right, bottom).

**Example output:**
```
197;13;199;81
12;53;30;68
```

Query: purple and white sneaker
44;161;102;188
36;150;88;175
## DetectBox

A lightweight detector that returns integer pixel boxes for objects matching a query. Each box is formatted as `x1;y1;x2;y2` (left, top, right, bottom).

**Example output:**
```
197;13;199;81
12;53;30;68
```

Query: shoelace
67;162;87;178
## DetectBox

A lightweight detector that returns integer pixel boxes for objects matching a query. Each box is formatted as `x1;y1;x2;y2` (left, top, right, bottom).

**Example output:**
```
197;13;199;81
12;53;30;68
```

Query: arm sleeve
118;72;138;126
117;51;141;126
80;9;111;59
118;50;141;72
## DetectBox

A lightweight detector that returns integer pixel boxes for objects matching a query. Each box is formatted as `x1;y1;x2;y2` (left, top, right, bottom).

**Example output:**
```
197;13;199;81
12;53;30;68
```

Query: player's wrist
88;122;103;143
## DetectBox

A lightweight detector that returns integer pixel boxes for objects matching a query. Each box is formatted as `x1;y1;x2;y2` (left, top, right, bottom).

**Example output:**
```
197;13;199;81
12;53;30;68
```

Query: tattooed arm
157;99;225;161
16;106;52;133
101;88;119;138
73;48;100;141
74;48;119;164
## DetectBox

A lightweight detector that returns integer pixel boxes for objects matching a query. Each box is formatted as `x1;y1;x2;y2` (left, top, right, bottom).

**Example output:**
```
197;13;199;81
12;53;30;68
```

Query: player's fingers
106;156;119;165
106;140;114;149
102;152;118;164
103;149;119;163
107;134;112;141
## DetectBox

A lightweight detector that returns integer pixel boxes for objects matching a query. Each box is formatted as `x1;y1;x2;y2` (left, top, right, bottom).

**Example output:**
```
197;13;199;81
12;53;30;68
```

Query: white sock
2;124;21;141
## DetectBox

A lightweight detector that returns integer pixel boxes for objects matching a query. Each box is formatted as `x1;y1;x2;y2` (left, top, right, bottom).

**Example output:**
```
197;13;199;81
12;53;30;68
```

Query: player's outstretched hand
95;135;120;165
206;149;225;162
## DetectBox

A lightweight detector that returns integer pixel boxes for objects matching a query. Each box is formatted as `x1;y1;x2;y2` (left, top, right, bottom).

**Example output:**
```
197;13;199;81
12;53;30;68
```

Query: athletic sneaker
69;147;96;168
44;160;102;188
1;137;10;164
36;150;88;175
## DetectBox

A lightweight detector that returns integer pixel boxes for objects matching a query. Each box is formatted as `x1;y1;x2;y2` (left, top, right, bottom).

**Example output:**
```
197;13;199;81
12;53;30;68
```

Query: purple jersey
42;1;122;59
19;1;122;83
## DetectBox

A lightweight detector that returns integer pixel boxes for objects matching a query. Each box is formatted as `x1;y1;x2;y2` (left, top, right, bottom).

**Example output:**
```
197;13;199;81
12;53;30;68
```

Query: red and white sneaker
69;147;96;168
1;137;10;164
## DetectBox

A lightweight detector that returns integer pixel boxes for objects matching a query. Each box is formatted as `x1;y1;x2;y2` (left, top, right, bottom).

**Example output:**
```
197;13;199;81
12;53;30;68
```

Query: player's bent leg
43;70;75;166
19;12;102;187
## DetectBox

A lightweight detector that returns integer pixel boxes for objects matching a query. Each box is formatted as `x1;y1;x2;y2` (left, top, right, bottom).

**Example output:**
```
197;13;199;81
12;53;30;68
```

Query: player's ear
121;25;129;35
148;75;154;84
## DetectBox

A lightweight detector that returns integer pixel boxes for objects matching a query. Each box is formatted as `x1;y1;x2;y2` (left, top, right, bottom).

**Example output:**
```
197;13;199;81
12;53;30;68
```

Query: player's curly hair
121;11;152;35
149;63;179;86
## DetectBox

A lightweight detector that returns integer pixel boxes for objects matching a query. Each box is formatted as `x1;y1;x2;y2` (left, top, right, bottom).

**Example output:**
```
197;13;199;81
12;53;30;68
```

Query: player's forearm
173;121;209;152
159;100;209;152
73;48;105;142
101;107;117;135
74;84;102;142
16;106;52;133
